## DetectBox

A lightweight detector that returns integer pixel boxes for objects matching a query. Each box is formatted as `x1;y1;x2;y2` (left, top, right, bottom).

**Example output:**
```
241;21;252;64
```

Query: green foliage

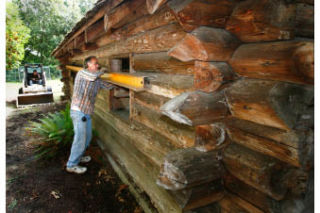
26;104;74;159
13;0;96;65
6;1;31;70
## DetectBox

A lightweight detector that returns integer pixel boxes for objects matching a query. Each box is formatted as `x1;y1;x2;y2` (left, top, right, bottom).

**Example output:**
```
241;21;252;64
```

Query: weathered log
146;0;167;14
224;117;302;149
104;0;148;32
225;170;311;212
169;27;240;62
85;18;105;43
92;113;182;213
73;23;187;61
194;61;236;93
97;6;177;47
226;124;313;168
295;3;314;38
94;106;177;167
171;179;224;211
131;102;196;148
223;143;289;200
229;41;314;84
219;192;264;213
224;174;279;213
157;148;223;190
168;0;237;31
141;72;194;98
134;91;170;112
225;0;296;42
224;79;314;131
224;117;313;169
133;52;195;75
195;123;229;152
80;42;98;51
160;91;230;126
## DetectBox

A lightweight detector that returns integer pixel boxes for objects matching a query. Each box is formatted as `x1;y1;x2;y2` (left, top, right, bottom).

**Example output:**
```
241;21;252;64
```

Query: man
29;70;42;85
66;56;115;174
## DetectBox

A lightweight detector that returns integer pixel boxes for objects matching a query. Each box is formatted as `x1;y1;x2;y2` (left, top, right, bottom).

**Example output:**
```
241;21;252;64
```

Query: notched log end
160;92;193;126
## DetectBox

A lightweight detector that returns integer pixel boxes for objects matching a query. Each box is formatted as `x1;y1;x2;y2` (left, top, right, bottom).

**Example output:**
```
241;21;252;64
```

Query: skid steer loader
16;64;54;107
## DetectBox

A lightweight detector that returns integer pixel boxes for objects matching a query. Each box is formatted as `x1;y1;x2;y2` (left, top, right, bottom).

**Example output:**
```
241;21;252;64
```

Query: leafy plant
26;104;74;159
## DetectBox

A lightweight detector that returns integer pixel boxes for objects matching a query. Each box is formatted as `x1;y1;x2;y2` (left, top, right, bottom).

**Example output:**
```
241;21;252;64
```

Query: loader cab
24;64;46;87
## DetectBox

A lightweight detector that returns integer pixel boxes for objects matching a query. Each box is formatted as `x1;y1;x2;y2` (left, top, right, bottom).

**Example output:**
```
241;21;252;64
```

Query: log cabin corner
52;0;314;212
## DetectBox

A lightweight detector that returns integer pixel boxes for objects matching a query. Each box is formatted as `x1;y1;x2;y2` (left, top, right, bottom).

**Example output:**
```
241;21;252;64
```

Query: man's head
84;56;99;72
33;70;38;75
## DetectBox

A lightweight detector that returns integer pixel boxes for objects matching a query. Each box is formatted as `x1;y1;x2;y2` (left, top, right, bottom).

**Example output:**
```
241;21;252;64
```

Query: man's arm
99;78;116;90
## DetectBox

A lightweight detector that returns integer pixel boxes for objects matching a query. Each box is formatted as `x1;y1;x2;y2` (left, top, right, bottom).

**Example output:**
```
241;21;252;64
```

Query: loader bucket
16;92;54;107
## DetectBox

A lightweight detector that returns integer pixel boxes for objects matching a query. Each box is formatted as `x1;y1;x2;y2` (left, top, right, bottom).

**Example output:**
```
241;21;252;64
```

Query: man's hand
99;67;108;73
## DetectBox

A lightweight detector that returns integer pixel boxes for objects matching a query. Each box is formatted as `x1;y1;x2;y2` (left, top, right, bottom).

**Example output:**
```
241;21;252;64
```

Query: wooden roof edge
52;0;123;57
52;0;168;58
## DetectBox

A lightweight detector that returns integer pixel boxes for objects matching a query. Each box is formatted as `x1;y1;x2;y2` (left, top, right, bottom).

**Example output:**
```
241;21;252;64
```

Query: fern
26;103;75;160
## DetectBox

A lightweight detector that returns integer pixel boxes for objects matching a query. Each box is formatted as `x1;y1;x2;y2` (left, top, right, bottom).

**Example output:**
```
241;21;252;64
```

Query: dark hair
84;56;97;68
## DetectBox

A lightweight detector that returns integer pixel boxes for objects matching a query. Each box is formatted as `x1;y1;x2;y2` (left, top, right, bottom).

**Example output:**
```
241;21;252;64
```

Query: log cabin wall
53;0;314;212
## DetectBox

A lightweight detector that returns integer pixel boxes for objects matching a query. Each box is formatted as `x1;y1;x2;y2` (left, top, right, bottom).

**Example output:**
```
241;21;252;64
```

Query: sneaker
80;156;91;163
66;165;87;174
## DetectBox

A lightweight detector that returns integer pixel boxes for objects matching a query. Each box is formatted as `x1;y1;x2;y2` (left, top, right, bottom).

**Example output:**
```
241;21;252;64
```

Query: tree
6;1;31;70
13;0;96;65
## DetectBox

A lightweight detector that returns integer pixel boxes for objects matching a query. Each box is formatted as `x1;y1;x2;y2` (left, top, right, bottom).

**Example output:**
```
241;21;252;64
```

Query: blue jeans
66;110;92;168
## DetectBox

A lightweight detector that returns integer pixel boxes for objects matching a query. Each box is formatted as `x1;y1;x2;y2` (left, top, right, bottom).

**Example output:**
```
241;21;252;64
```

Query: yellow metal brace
66;65;146;91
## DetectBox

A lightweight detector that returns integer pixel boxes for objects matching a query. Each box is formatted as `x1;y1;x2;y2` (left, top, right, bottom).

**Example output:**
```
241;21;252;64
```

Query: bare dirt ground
6;82;142;213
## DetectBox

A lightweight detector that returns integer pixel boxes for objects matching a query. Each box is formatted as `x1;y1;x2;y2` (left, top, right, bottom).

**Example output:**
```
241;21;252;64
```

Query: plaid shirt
71;69;114;115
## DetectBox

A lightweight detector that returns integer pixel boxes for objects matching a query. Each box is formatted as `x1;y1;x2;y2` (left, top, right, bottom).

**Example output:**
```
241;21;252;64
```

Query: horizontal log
72;23;187;61
224;117;303;149
223;143;288;200
224;79;314;131
157;148;223;190
86;18;105;43
225;0;296;42
94;106;177;167
97;6;177;47
219;193;264;213
224;174;279;213
146;0;167;14
171;179;224;211
194;61;236;93
134;91;170;112
131;101;196;148
168;27;240;62
133;52;195;75
225;123;313;168
195;123;230;152
104;0;148;32
295;3;314;38
229;41;314;84
105;153;159;213
141;72;194;98
168;0;237;31
92;113;182;213
160;91;230;126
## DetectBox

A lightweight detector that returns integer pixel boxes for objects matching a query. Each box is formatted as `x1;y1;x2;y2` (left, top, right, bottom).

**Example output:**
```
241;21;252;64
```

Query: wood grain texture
168;0;237;31
225;0;296;42
169;27;240;62
224;79;314;131
229;41;314;84
157;148;223;190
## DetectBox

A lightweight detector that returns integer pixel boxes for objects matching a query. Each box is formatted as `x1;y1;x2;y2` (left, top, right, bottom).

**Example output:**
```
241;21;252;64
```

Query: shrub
26;104;74;159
